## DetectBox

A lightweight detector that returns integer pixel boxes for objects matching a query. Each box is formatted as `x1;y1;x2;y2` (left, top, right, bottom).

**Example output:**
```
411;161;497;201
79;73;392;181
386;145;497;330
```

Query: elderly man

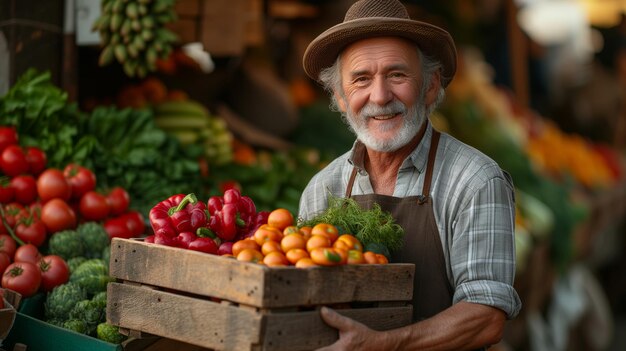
298;0;522;350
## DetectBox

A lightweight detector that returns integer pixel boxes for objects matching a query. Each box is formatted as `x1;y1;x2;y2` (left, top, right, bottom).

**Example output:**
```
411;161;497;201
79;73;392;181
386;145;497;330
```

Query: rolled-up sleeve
450;174;522;319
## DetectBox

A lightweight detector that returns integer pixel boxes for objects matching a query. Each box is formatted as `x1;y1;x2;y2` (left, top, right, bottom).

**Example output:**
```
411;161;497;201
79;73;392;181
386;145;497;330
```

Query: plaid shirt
298;122;522;319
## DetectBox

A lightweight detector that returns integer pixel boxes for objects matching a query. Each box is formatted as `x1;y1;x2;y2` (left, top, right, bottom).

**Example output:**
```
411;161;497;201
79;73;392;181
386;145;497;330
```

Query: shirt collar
348;121;433;174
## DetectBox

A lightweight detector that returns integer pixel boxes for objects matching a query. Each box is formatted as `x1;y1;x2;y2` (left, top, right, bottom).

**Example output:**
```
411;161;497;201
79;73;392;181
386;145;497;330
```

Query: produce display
93;0;178;77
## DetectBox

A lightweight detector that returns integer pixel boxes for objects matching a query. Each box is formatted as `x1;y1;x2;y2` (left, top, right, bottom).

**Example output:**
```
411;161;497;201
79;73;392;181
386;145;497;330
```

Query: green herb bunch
299;194;404;252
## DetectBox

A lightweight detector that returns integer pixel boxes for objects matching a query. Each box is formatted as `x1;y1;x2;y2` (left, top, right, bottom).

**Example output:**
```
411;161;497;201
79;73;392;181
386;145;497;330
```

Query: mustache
359;100;407;119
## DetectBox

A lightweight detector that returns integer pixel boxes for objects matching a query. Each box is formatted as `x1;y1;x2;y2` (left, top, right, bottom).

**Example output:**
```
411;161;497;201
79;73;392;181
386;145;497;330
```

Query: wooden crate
107;238;414;351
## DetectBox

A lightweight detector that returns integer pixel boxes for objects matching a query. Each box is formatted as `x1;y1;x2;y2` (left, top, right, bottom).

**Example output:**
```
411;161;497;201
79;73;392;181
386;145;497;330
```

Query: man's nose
369;77;393;106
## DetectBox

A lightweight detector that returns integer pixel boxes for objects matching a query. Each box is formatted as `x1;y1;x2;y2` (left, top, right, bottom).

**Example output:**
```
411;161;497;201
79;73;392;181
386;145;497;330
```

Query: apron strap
346;167;358;198
419;130;441;204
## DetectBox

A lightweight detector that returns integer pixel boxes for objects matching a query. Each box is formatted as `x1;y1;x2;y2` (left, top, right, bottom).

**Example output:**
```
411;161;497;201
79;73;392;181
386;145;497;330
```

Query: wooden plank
260;306;413;350
107;282;263;351
107;283;412;351
109;239;414;308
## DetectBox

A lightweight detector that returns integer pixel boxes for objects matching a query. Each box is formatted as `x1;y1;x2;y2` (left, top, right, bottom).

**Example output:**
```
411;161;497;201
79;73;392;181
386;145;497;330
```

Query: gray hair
318;47;446;114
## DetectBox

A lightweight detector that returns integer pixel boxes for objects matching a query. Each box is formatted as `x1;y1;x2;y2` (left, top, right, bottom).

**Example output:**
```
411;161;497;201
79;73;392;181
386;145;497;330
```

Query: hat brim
303;17;457;87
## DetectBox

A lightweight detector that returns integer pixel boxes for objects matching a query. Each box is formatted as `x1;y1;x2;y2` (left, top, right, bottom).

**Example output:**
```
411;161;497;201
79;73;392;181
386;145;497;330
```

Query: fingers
320;306;349;330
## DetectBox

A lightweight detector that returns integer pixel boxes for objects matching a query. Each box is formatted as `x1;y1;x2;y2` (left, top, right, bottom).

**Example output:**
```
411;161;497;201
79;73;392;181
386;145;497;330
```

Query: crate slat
109;238;414;308
107;282;413;351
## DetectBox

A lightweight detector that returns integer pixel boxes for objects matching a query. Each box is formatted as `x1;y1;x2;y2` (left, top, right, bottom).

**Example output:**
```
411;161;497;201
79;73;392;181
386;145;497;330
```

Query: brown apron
345;130;453;321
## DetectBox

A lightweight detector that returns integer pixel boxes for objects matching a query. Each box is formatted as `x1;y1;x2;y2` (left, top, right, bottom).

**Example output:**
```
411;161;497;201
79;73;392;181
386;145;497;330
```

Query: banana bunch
93;0;178;78
153;100;234;165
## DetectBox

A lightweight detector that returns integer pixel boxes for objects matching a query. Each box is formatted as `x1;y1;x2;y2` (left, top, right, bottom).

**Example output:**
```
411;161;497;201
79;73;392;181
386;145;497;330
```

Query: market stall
0;0;625;350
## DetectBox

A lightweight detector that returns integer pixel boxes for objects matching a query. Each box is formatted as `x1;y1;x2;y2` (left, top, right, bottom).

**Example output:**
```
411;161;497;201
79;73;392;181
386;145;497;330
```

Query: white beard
343;99;427;152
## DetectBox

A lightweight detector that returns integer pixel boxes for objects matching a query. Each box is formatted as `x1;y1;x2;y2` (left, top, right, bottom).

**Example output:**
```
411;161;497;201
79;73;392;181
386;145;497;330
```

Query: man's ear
334;91;347;112
424;70;442;106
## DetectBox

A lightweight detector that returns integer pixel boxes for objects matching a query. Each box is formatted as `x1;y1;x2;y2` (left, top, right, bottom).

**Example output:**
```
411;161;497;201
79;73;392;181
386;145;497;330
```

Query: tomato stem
0;205;26;246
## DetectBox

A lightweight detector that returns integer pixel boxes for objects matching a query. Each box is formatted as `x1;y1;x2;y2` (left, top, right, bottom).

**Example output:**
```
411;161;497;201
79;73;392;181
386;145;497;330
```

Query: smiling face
335;37;439;152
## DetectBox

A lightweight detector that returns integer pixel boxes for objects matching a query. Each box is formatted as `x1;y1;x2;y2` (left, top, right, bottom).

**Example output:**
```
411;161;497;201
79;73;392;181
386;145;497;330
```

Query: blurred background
1;0;626;350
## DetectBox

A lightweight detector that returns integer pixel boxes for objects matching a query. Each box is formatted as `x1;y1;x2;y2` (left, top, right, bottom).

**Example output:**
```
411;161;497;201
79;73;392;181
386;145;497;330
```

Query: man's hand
315;307;390;351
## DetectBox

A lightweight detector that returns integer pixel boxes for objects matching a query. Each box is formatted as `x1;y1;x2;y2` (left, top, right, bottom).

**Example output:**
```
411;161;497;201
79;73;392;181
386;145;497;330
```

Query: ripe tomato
333;234;363;252
24;147;47;175
236;248;264;263
37;168;71;202
0;145;28;177
2;261;41;297
0;234;17;259
38;255;69;292
305;234;331;253
232;239;260;257
285;248;309;265
0;177;14;203
103;217;132;240
295;257;318;268
119;211;145;236
15;216;47;247
311;223;339;244
40;198;76;233
10;175;37;205
363;251;388;264
347;250;366;264
281;233;307;253
263;251;289;267
267;208;294;231
106;187;130;216
0;252;11;275
63;164;96;200
14;244;43;264
3;203;27;228
261;240;283;256
0;126;18;153
310;247;344;266
79;191;110;221
253;225;283;246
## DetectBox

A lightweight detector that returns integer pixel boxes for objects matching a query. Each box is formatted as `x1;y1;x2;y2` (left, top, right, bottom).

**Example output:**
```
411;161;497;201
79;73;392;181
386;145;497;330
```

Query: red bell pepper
149;193;208;238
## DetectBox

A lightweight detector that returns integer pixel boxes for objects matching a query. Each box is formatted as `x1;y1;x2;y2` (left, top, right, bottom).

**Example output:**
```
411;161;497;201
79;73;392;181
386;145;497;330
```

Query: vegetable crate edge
106;238;415;351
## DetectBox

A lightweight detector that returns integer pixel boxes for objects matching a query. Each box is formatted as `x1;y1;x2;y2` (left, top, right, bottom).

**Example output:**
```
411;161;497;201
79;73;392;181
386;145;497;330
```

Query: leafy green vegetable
76;222;110;259
299;194;404;252
48;230;85;260
97;322;128;344
45;282;87;320
0;69;207;217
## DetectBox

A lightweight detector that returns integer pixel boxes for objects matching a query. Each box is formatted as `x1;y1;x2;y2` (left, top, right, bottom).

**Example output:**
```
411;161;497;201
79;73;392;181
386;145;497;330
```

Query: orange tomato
375;253;389;264
310;247;344;266
333;234;363;252
267;208;294;231
363;251;388;264
263;251;289;267
236;248;264;263
261;240;283;256
285;248;309;265
283;225;300;235
281;233;307;253
311;223;339;243
298;226;312;240
232;239;260;257
295;257;318;268
254;224;284;246
306;234;332;253
346;249;365;264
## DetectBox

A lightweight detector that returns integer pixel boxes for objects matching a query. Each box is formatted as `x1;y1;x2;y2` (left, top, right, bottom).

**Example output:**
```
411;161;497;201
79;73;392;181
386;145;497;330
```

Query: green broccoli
45;282;87;320
71;259;108;280
76;222;110;259
69;299;105;333
63;319;89;334
48;230;85;260
91;291;107;309
96;323;127;344
67;256;88;273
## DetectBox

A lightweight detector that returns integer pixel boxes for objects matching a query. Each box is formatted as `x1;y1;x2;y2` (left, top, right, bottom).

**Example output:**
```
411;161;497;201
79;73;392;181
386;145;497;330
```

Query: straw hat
303;0;457;87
